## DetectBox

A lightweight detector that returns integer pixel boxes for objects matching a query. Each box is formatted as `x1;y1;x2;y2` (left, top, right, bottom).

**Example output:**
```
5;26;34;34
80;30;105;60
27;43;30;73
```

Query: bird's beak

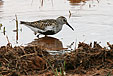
66;22;74;31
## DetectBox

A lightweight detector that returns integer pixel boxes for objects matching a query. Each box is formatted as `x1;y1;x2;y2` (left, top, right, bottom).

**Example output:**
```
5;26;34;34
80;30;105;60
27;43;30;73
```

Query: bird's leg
34;32;37;35
34;32;40;38
37;34;41;38
45;35;47;37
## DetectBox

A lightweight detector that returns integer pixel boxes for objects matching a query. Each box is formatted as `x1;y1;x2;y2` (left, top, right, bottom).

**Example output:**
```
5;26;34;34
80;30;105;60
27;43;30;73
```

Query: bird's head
57;16;74;31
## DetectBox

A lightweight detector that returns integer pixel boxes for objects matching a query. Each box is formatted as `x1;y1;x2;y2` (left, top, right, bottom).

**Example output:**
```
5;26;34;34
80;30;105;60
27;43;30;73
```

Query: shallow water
0;0;113;49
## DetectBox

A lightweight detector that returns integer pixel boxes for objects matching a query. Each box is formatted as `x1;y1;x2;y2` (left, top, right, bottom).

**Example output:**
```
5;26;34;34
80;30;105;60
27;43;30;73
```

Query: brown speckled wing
29;19;57;30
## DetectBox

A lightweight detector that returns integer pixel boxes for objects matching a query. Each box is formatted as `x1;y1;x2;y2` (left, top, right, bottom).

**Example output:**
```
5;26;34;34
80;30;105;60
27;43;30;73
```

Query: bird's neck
56;19;64;25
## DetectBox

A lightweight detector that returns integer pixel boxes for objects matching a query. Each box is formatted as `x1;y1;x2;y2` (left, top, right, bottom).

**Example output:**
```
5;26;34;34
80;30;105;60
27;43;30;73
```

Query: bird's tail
20;21;26;24
20;21;31;25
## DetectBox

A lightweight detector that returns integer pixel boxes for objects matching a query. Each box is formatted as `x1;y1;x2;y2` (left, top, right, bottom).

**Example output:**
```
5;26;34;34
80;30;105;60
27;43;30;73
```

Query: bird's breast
53;24;63;33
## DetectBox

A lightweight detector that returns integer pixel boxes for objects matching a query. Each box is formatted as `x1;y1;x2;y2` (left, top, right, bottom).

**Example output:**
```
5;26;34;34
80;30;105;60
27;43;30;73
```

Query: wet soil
0;41;113;76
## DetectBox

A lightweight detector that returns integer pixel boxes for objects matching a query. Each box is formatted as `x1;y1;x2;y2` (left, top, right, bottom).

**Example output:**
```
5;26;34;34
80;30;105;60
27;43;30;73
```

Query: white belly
26;24;63;34
45;25;63;34
26;25;44;33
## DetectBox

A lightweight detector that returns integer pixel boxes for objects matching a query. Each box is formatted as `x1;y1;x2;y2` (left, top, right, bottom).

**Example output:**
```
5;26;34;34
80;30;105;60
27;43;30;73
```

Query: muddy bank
0;42;113;76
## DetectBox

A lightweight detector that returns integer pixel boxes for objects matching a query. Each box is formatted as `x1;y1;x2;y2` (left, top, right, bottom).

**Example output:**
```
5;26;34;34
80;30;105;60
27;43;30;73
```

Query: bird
20;16;74;37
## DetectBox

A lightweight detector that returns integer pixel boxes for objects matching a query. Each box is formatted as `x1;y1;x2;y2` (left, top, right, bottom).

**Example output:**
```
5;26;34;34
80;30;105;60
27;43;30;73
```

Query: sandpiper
20;16;74;36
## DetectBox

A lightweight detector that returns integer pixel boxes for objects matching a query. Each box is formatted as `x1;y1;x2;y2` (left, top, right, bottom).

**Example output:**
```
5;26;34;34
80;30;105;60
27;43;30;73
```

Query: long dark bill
66;22;74;31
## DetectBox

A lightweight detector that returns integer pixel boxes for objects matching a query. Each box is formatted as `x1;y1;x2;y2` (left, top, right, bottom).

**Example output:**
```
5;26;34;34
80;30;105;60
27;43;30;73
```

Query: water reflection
68;0;86;5
0;0;3;7
28;36;67;51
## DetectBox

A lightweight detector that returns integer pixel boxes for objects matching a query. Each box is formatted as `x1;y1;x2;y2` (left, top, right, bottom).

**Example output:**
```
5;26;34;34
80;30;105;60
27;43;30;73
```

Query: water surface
0;0;113;49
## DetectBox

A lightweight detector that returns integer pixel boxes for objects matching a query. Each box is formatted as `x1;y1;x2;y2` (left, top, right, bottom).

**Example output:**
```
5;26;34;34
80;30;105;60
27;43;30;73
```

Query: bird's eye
63;19;66;22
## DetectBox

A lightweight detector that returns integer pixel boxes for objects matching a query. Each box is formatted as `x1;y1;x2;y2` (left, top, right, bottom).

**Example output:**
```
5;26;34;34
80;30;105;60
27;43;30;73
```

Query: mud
0;41;113;76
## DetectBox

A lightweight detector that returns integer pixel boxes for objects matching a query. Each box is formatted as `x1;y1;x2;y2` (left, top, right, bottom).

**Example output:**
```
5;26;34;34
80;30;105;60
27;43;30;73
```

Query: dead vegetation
0;42;113;76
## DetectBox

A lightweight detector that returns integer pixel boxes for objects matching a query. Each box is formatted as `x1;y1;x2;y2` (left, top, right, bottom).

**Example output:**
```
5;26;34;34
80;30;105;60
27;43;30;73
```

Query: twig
19;53;36;59
4;57;10;63
15;14;18;43
69;10;72;18
41;0;43;6
19;46;26;54
6;35;11;45
0;23;2;30
74;38;77;50
3;27;6;35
